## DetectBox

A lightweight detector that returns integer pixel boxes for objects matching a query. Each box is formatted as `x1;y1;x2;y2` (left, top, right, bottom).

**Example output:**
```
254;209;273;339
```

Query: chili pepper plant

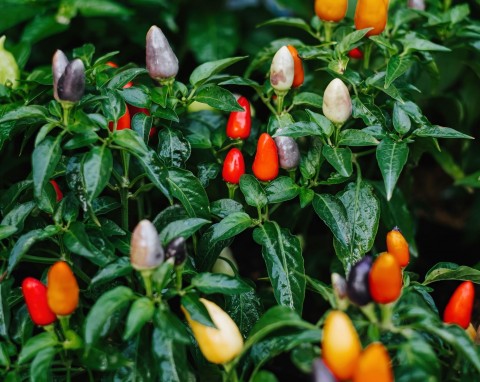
0;0;480;381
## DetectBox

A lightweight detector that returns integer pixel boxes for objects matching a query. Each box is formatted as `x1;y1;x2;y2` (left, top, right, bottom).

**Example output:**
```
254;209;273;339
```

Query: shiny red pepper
49;180;63;202
226;96;251;139
348;48;364;59
286;45;304;88
252;133;279;182
443;281;475;329
22;277;57;326
108;106;131;131
222;148;245;184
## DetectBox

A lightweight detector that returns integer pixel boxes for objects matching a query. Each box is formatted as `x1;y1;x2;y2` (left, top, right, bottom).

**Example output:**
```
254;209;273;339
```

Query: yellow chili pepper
47;261;79;316
354;0;389;36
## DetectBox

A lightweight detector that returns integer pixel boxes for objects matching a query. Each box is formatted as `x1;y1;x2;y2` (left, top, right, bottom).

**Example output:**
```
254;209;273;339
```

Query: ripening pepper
108;105;131;131
286;45;304;88
49;180;63;202
386;227;409;267
274;136;300;170
331;273;347;300
52;50;85;103
222;148;245;184
353;342;393;382
22;278;57;326
130;220;165;271
312;358;338;382
443;281;475;329
270;46;294;92
354;0;389;37
369;252;402;304
349;48;364;59
0;36;19;89
182;298;243;364
314;0;348;22
47;261;79;316
323;78;352;124
322;310;362;380
252;133;279;181
347;256;373;306
165;237;187;266
146;25;179;80
226;96;251;139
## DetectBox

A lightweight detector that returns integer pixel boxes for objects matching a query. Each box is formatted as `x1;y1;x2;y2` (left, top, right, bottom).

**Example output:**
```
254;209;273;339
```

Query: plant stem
324;22;333;43
227;183;237;199
176;266;183;291
363;41;373;70
59;315;70;336
62;102;73;126
141;270;153;298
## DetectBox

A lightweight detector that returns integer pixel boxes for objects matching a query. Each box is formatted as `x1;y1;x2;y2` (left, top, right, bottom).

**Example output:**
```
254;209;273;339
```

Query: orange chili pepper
47;261;79;316
353;342;393;382
369;252;402;304
314;0;348;22
286;45;304;88
386;227;409;267
252;133;279;181
354;0;389;36
443;281;475;329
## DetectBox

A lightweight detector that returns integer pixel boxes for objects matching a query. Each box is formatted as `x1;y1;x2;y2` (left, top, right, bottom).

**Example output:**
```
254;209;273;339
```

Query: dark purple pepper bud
274;135;300;170
408;0;425;10
146;25;179;80
165;237;187;266
346;256;373;306
52;50;85;103
312;358;338;382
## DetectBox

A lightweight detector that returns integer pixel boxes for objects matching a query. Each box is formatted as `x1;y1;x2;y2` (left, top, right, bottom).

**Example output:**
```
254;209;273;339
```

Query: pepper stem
58;315;70;336
227;183;238;200
141;270;153;298
324;22;333;43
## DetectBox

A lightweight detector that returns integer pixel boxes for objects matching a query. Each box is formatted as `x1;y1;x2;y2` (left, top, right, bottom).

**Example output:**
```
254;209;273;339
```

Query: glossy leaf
157;128;191;168
265;177;299;204
239;174;268;209
211;212;252;242
159;217;210;245
123;297;155;340
423;262;480;285
82;145;113;202
189;56;246;86
192;273;253;295
322;146;353;177
376;138;409;201
180;294;215;328
90;257;132;286
313;194;350;248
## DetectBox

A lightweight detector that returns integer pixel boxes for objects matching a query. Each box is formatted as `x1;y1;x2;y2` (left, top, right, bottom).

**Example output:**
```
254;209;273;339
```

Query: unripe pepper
47;261;79;316
322;310;362;380
222;148;245;185
443;281;475;329
0;36;19;88
252;133;279;181
270;46;294;92
49;180;63;202
130;220;165;271
347;256;373;306
182;298;243;364
274;136;300;170
108;105;131;131
22;278;57;326
353;342;393;382
314;0;348;22
369;252;402;304
354;0;389;37
312;358;338;382
226;96;251;139
386;227;409;267
146;25;179;80
165;237;187;266
349;48;364;59
286;45;304;88
322;78;352;124
52;50;85;103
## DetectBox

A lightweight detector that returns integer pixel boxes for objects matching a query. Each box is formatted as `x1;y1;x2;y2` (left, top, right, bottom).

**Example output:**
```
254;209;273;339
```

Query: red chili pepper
128;105;150;117
286;45;304;88
252;133;279;182
443;281;475;329
49;180;63;202
22;277;57;326
226;96;251;139
108;106;131;131
222;148;245;184
348;48;364;59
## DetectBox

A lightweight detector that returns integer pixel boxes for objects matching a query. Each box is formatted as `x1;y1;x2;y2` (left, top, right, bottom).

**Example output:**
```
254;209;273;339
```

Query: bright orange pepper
47;261;79;316
314;0;348;22
353;343;394;382
369;252;402;304
252;133;279;181
286;45;304;88
354;0;389;36
386;227;409;267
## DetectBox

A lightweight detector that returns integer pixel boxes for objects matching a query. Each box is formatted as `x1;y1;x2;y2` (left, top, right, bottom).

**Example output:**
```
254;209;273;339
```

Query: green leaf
322;146;353;177
192;273;253;295
197;162;221;187
423;262;480;285
313;194;350;248
154;306;190;344
402;32;451;53
190;56;247;86
7;226;60;275
393;102;412;135
273;121;325;139
121;87;150;108
352;96;385;126
0;225;17;241
64;131;99;150
30;347;56;382
239;175;268;209
167;168;210;219
196;226;234;272
159;218;210;246
395;336;441;382
0;279;13;339
292;92;323;108
18;332;58;364
299;187;314;208
123;297;155;340
338;129;379;146
225;290;263;337
336;28;372;54
157;128;191;168
63;222;113;266
265;177;299;203
195;84;244;112
376;138;409;201
210;199;244;219
91;257;132;286
84;286;135;348
181;294;215;328
413;125;473;139
0;105;46;124
82;145;113;202
1;201;35;231
385;56;413;89
258;17;313;34
253;221;305;314
131;112;152;144
455;171;480;188
107;68;148;89
211;212;252;242
32;136;62;211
